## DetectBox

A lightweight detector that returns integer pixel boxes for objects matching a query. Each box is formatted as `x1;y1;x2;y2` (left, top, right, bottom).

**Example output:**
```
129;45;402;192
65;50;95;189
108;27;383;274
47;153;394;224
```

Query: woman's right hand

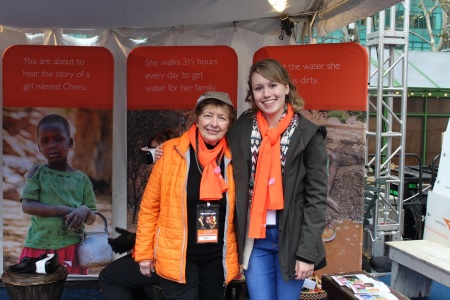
154;145;163;161
139;260;155;276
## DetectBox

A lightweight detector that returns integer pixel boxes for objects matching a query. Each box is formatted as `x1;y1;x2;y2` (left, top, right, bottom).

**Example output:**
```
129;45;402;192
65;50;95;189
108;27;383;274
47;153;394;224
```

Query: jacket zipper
177;145;188;283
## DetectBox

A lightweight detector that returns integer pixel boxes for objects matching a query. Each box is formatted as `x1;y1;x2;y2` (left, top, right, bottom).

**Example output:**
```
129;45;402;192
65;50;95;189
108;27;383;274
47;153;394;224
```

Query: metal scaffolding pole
364;0;410;258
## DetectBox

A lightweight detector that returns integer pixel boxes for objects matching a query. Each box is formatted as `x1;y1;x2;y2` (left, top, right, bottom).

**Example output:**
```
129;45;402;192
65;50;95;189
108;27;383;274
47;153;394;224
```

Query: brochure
355;293;399;300
347;279;391;294
330;273;397;299
331;273;368;286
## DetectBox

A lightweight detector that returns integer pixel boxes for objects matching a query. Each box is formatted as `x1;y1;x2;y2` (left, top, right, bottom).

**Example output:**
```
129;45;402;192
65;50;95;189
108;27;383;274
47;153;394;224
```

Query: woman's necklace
194;150;203;174
194;129;222;175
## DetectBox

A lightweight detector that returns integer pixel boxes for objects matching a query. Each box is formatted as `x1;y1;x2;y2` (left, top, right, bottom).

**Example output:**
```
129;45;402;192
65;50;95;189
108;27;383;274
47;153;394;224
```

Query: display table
386;240;450;298
322;270;409;300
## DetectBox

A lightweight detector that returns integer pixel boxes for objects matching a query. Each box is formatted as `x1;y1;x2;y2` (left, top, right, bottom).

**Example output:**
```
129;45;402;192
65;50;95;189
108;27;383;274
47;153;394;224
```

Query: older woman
134;91;239;300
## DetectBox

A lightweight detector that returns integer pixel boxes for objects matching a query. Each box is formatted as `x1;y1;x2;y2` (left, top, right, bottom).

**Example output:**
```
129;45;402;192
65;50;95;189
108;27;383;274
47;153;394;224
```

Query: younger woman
229;59;328;300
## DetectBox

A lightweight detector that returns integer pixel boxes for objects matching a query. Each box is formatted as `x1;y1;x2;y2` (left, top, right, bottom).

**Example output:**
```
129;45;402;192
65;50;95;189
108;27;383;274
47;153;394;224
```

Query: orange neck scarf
187;124;228;200
249;104;294;238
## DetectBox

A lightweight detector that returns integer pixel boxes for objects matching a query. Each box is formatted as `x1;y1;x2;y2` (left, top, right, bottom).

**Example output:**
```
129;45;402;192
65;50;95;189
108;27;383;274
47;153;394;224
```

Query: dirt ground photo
302;109;366;274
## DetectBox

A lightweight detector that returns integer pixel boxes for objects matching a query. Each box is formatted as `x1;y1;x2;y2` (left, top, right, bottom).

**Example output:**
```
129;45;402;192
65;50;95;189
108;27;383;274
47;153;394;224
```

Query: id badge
196;204;219;243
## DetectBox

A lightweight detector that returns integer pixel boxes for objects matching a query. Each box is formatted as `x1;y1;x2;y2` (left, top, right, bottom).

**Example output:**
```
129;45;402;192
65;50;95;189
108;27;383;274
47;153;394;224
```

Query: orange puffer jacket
134;131;239;284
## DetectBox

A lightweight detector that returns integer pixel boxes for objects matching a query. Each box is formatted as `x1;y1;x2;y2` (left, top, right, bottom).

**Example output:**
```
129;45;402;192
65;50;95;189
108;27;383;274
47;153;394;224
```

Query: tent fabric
314;0;403;36
0;0;402;36
0;0;314;29
369;49;450;89
406;51;450;89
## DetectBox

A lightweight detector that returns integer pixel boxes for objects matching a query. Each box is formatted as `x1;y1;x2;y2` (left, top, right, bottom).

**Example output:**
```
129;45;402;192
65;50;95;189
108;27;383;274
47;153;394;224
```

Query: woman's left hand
295;260;314;280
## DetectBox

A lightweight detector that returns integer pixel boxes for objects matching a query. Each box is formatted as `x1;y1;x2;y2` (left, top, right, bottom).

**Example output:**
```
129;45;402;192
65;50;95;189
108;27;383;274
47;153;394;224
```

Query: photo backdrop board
254;42;368;111
3;45;113;108
127;45;238;110
126;45;238;229
2;45;114;275
254;43;368;274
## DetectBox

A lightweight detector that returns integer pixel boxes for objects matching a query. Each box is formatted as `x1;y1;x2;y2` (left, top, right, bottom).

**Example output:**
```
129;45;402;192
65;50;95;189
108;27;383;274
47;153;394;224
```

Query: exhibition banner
254;42;368;111
127;45;237;110
254;43;368;274
3;45;113;108
2;45;114;275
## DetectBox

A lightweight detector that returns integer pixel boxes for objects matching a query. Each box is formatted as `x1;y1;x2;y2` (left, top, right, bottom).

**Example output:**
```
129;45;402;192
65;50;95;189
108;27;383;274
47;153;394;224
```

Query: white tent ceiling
0;0;402;36
369;50;450;89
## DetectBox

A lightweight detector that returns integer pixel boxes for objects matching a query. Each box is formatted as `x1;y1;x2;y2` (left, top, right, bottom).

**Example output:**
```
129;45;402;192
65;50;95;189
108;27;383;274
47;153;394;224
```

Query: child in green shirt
19;114;97;274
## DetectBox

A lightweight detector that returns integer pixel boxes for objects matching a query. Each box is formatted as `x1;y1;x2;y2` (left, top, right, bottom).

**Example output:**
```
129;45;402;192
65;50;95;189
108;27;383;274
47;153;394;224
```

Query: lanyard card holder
196;203;219;244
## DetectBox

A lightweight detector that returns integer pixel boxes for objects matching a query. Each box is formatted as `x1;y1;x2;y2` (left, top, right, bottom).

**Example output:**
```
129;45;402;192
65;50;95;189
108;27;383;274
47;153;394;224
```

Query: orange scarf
187;124;228;200
249;104;294;238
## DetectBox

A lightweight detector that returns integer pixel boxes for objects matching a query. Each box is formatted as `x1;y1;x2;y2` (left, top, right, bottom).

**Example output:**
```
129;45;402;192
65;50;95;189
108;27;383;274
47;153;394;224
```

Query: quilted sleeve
134;154;164;262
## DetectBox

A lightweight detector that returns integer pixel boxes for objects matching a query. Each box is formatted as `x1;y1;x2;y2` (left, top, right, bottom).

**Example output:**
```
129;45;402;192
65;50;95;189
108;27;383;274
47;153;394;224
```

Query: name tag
196;204;219;244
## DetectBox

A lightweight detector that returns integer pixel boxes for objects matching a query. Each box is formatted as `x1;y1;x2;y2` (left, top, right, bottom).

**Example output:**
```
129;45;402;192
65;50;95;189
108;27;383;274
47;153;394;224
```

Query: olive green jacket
228;111;327;281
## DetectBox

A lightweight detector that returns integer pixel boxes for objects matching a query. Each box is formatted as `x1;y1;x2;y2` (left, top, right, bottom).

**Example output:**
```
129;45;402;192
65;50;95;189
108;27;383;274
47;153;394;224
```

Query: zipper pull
223;282;227;296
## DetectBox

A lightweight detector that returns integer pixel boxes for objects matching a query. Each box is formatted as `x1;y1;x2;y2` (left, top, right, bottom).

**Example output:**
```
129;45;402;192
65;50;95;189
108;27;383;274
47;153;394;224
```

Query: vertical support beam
364;1;410;258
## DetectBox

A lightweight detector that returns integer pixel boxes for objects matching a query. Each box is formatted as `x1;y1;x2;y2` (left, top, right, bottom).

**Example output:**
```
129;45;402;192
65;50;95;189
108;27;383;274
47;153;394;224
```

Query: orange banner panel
127;46;237;110
254;43;368;111
2;45;113;108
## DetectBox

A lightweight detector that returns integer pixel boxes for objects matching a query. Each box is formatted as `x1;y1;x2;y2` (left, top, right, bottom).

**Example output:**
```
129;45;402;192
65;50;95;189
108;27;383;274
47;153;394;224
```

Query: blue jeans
244;227;304;300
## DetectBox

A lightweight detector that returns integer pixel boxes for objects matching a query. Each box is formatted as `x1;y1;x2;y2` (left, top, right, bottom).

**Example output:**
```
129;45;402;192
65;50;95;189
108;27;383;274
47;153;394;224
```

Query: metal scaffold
364;0;410;258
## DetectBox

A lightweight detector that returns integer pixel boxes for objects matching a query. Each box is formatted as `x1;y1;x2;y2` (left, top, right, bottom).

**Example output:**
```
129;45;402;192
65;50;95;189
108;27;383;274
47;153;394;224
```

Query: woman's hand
295;260;314;280
154;145;163;161
139;260;155;276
